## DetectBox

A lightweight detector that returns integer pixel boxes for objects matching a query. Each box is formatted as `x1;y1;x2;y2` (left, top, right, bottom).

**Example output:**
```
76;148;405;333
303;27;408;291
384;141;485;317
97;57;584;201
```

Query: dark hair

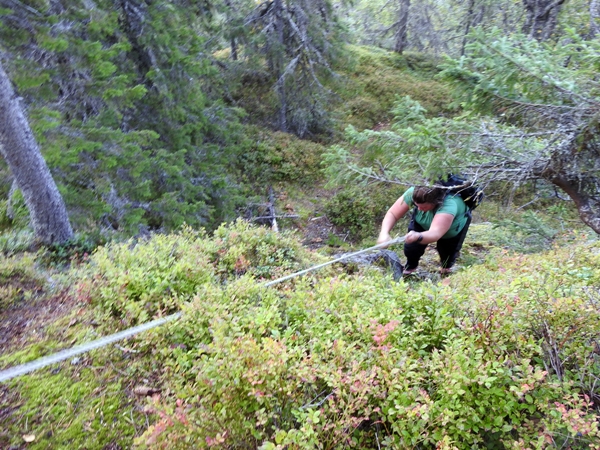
412;186;446;208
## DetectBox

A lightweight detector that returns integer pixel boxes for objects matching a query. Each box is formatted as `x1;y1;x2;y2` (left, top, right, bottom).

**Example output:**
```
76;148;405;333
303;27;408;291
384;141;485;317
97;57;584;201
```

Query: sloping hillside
2;40;599;449
1;219;600;448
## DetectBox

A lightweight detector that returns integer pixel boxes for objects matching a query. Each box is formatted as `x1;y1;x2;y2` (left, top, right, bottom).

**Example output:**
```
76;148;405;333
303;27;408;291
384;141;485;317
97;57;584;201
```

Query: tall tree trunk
535;133;600;234
273;0;287;132
544;173;600;234
521;0;566;41
224;0;239;60
589;0;600;38
118;0;157;85
230;37;239;61
0;60;73;244
393;0;411;54
460;0;476;56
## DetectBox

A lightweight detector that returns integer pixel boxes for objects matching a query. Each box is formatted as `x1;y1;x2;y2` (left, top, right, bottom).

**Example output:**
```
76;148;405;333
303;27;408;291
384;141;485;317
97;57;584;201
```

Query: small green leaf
275;430;287;444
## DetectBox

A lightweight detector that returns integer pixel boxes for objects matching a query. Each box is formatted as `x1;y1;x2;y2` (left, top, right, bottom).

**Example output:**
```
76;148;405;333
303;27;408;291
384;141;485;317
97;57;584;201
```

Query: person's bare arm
377;196;410;244
405;213;453;244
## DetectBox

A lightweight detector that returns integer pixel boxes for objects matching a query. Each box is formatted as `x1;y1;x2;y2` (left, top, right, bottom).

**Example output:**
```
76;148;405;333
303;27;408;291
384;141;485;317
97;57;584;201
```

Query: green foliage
0;0;249;234
333;46;453;131
0;8;457;239
75;221;322;326
37;232;107;267
325;232;345;247
4;365;138;449
324;184;403;241
135;274;456;449
325;188;376;240
339;0;527;57
322;94;480;189
4;225;600;449
0;229;35;255
237;128;326;186
436;28;600;233
211;0;346;139
127;233;600;449
76;226;214;326
0;193;29;232
210;219;318;280
493;210;560;252
323;90;550;190
324;30;600;236
439;27;600;112
241;0;344;138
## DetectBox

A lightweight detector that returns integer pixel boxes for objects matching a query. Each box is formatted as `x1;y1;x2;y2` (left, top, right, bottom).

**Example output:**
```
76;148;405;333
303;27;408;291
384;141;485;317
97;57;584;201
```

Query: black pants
404;212;472;270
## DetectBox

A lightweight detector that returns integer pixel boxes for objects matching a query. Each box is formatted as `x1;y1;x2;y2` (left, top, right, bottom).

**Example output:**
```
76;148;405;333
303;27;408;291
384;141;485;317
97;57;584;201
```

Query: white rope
0;237;404;383
0;314;181;382
263;237;404;286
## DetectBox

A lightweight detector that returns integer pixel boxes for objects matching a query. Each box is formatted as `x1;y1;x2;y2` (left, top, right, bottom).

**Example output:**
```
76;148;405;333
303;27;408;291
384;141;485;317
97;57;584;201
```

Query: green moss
333;46;454;131
6;364;138;449
0;342;65;367
0;253;46;310
237;127;327;187
0;196;30;232
324;184;405;242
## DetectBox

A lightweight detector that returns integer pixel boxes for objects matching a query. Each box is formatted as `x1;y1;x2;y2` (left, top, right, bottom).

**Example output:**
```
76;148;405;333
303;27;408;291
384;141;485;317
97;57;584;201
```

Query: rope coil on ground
0;236;404;383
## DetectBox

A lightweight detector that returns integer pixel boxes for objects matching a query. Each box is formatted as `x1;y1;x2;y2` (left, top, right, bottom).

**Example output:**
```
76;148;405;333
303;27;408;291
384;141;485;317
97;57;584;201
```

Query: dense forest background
3;0;600;449
2;0;600;243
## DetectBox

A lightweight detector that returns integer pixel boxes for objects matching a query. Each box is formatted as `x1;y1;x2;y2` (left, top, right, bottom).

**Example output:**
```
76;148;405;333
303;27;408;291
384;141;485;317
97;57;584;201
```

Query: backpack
435;174;484;211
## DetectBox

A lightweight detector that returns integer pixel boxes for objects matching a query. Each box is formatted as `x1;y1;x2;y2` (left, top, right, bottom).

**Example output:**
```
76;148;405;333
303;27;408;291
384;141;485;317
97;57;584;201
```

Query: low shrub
74;227;214;326
0;194;30;231
492;210;561;253
131;234;600;449
0;229;35;255
75;220;323;326
211;219;320;280
324;185;404;242
334;46;453;131
6;226;600;449
37;232;108;267
325;188;377;240
238;128;326;187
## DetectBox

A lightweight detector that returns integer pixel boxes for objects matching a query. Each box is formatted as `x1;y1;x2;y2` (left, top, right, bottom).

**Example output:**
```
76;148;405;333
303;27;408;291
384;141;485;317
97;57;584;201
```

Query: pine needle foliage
0;0;248;233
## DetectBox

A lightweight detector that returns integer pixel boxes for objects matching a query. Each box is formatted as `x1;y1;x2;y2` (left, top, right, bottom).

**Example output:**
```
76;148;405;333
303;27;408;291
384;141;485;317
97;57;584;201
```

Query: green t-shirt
402;187;469;239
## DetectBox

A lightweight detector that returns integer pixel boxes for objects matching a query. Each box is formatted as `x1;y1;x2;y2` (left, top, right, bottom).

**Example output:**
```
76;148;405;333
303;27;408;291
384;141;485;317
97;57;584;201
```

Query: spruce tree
0;0;245;233
233;0;345;137
0;60;73;244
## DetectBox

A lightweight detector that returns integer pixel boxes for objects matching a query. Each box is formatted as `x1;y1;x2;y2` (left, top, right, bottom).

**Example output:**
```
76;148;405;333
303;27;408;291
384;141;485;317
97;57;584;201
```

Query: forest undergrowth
1;214;600;449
